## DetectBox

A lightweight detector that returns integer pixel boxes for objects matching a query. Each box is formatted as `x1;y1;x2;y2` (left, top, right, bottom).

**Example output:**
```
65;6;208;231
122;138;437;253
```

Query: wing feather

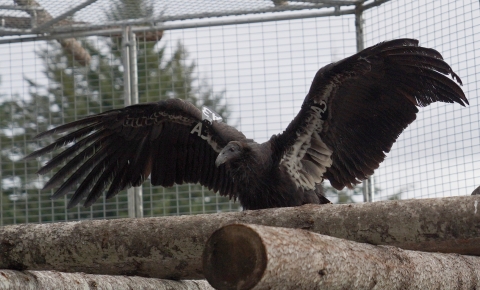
27;99;246;207
161;123;178;187
105;158;130;199
319;39;467;189
214;165;225;193
37;130;113;175
32;115;102;140
188;134;201;184
68;147;119;208
50;138;120;199
82;143;132;207
198;139;209;184
151;132;168;186
175;126;190;184
127;135;152;187
273;38;467;191
208;146;217;188
24;123;103;160
43;135;109;191
185;132;198;183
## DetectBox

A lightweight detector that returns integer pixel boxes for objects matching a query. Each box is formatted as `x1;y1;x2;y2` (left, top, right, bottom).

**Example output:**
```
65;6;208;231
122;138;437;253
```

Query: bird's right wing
24;98;246;208
272;39;468;192
316;39;468;189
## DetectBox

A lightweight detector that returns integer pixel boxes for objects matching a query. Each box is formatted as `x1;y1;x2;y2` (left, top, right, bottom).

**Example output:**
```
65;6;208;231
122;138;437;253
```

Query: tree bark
0;270;213;290
203;223;480;290
0;196;479;279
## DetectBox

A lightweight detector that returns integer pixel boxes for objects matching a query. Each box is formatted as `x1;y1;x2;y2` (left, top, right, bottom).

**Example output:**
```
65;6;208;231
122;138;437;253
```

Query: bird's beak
215;152;227;167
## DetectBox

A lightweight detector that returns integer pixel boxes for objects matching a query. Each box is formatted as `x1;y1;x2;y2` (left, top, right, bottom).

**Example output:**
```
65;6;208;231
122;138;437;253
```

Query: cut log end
203;224;267;290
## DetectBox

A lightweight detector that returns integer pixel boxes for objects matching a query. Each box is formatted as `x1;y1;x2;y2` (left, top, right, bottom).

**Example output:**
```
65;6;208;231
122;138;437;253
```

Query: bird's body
25;39;468;210
215;140;329;209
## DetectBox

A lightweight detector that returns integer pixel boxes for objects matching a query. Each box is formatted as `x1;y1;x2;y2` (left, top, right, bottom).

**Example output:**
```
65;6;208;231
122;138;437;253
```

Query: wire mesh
0;0;478;225
363;0;480;201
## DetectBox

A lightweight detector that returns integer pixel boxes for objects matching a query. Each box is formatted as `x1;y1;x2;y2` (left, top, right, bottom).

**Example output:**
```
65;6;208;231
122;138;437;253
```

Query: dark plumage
25;39;468;210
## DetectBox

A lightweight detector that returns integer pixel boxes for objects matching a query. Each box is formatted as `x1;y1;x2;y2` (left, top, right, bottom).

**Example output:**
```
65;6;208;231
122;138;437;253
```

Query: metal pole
122;26;131;107
0;5;45;11
355;3;374;202
0;1;394;42
129;29;139;106
0;7;356;39
128;28;143;218
355;3;364;52
122;26;140;218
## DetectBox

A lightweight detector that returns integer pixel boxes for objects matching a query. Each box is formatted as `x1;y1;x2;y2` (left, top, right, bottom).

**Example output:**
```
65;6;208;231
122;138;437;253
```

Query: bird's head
215;141;244;167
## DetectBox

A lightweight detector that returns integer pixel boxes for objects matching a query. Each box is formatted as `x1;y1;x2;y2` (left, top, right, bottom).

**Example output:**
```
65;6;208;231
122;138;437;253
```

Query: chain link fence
0;0;478;225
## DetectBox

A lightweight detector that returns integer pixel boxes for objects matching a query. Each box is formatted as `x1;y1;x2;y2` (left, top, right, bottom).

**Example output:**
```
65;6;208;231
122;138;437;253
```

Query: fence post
129;27;143;218
122;26;143;218
355;3;364;52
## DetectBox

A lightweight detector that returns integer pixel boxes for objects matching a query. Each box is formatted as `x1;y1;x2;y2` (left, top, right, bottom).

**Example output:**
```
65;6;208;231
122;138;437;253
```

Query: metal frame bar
355;3;364;52
121;27;133;217
1;7;352;37
0;0;392;44
0;5;44;11
31;0;99;33
129;28;142;218
289;0;360;4
0;9;354;43
363;0;391;10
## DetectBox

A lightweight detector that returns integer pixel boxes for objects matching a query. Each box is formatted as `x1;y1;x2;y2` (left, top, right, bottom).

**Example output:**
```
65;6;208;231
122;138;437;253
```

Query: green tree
0;4;238;225
323;184;365;204
323;183;412;203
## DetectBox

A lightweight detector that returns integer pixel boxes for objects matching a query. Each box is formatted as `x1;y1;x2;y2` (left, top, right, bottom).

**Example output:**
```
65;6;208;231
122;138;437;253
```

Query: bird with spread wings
25;39;468;210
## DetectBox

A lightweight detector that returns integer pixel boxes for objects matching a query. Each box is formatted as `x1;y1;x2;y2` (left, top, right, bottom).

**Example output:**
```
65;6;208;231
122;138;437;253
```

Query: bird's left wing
24;98;246;208
272;39;468;192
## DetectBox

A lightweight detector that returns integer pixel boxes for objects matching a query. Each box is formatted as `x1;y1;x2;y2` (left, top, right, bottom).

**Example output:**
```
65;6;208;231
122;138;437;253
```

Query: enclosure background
0;0;478;225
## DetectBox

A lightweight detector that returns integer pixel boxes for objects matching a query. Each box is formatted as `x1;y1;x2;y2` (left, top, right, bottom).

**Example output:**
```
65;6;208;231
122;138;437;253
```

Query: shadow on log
203;224;480;290
0;196;479;279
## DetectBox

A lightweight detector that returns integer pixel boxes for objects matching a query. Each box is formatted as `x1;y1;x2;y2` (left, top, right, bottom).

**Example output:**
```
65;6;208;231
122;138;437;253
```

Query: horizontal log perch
203;224;480;290
0;196;479;279
0;270;213;290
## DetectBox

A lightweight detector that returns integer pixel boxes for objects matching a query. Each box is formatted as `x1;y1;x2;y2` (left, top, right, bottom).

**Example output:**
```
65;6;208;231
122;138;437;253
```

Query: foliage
323;182;412;203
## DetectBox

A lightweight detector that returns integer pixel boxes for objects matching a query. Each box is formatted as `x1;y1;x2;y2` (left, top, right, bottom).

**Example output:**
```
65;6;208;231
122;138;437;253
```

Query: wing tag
202;106;223;123
311;100;328;120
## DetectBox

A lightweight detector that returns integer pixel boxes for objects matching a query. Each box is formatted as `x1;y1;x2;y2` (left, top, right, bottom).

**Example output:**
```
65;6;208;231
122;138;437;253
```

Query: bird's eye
229;147;235;152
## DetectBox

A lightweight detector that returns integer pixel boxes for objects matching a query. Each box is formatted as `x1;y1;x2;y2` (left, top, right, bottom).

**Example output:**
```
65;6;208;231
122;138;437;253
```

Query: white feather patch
280;102;333;190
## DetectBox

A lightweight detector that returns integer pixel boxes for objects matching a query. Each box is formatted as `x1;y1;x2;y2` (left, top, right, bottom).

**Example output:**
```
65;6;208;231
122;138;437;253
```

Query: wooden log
0;196;479;279
203;224;480;290
0;270;213;290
